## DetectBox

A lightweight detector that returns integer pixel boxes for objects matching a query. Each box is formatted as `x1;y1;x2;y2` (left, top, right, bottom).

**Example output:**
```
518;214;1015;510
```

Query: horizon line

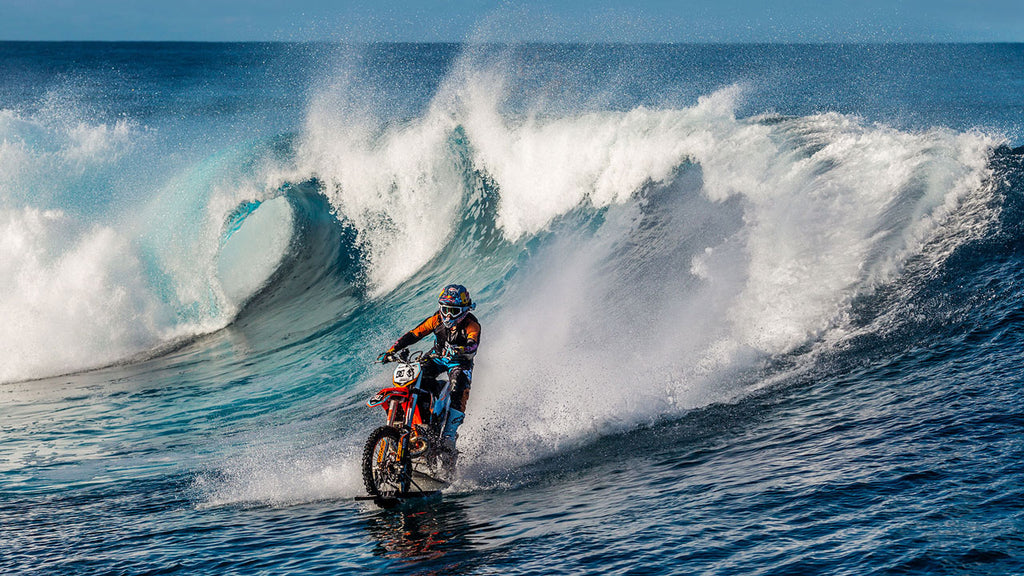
1;39;1021;45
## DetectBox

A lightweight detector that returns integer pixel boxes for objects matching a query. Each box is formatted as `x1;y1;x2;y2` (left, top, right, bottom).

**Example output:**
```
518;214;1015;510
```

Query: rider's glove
377;351;394;364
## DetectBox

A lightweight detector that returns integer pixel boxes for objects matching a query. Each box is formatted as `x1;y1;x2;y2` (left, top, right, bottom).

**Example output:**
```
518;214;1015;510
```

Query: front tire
361;426;410;497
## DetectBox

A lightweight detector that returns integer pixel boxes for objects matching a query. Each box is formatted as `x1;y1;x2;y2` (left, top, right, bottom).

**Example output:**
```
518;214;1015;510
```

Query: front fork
385;392;422;463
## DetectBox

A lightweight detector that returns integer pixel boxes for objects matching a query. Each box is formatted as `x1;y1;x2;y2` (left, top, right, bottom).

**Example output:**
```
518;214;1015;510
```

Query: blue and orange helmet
438;284;474;327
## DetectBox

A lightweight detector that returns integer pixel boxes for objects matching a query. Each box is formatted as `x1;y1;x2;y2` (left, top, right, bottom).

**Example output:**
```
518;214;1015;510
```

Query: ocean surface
2;42;1023;575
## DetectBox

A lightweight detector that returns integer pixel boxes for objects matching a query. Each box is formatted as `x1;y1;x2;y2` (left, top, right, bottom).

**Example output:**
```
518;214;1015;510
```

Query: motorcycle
361;348;458;499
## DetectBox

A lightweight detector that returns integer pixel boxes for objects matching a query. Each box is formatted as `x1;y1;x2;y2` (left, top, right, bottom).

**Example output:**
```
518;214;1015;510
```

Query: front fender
366;387;411;408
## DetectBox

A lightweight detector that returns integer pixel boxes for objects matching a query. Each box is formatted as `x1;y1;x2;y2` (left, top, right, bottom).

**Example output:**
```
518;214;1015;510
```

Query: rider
378;284;480;453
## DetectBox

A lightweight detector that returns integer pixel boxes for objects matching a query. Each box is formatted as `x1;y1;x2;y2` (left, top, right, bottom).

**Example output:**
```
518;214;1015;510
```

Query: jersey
388;311;481;363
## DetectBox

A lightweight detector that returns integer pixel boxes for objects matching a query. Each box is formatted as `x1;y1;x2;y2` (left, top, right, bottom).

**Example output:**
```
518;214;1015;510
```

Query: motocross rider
378;284;480;453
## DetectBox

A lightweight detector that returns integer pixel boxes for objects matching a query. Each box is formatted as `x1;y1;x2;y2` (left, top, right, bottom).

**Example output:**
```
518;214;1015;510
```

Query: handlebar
375;349;441;365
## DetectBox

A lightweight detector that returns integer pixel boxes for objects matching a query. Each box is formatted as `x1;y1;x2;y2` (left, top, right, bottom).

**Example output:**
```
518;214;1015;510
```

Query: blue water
2;42;1023;575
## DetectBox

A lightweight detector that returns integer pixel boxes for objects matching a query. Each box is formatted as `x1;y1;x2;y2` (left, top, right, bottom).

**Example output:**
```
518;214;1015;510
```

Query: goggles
440;304;467;318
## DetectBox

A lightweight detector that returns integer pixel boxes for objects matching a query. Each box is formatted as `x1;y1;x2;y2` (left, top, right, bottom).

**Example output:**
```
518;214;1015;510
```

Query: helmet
438;284;474;328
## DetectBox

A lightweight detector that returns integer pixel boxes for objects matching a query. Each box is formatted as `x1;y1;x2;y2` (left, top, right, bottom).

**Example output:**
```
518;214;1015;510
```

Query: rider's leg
418;361;444;426
419;360;444;387
441;366;472;451
449;366;471;413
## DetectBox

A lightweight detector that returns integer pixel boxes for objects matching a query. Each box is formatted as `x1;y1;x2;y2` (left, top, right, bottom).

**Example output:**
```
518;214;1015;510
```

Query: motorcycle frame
366;355;454;451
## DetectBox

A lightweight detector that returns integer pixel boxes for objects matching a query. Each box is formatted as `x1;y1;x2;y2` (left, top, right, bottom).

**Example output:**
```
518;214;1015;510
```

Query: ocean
1;42;1023;575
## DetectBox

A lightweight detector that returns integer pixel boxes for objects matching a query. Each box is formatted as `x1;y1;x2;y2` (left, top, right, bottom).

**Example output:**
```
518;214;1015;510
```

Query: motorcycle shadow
360;496;481;564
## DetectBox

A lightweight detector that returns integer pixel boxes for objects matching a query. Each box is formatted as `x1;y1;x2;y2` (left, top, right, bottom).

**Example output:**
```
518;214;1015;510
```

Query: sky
0;0;1021;43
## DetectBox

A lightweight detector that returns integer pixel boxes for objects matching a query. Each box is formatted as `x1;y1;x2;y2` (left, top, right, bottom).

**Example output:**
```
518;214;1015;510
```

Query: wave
283;56;1001;468
190;62;1004;501
0;104;296;382
0;46;1006;486
457;109;999;470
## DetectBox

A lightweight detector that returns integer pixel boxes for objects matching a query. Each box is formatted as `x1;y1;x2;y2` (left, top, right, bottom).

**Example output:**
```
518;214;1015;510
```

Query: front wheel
362;426;410;497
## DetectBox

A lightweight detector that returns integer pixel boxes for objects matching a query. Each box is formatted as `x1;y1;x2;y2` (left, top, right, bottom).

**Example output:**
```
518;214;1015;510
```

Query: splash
0;207;167;382
196;443;364;508
451;94;997;470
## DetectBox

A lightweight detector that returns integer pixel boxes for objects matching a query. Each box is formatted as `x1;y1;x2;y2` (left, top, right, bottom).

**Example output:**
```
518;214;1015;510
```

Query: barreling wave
0;45;1006;483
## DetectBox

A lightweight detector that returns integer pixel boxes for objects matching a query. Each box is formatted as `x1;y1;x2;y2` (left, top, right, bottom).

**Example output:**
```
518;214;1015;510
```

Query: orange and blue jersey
388;311;480;362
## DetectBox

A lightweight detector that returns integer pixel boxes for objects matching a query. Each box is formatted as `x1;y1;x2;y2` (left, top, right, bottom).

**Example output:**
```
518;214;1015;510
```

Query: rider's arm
446;317;481;359
387;314;442;353
463;317;481;354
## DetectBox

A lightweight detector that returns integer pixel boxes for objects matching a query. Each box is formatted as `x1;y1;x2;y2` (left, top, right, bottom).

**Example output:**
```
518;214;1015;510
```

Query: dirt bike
360;348;458;500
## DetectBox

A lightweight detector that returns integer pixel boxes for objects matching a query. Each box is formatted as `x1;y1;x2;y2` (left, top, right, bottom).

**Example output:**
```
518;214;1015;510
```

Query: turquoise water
2;43;1023;575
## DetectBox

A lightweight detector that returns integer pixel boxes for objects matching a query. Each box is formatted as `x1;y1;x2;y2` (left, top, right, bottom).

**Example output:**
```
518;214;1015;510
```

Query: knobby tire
361;425;410;497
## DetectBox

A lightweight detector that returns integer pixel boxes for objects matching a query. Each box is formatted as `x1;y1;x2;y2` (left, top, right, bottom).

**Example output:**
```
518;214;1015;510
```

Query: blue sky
0;0;1020;42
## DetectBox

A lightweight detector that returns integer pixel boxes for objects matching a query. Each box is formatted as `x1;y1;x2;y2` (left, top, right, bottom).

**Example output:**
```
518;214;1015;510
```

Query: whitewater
2;42;1023;575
